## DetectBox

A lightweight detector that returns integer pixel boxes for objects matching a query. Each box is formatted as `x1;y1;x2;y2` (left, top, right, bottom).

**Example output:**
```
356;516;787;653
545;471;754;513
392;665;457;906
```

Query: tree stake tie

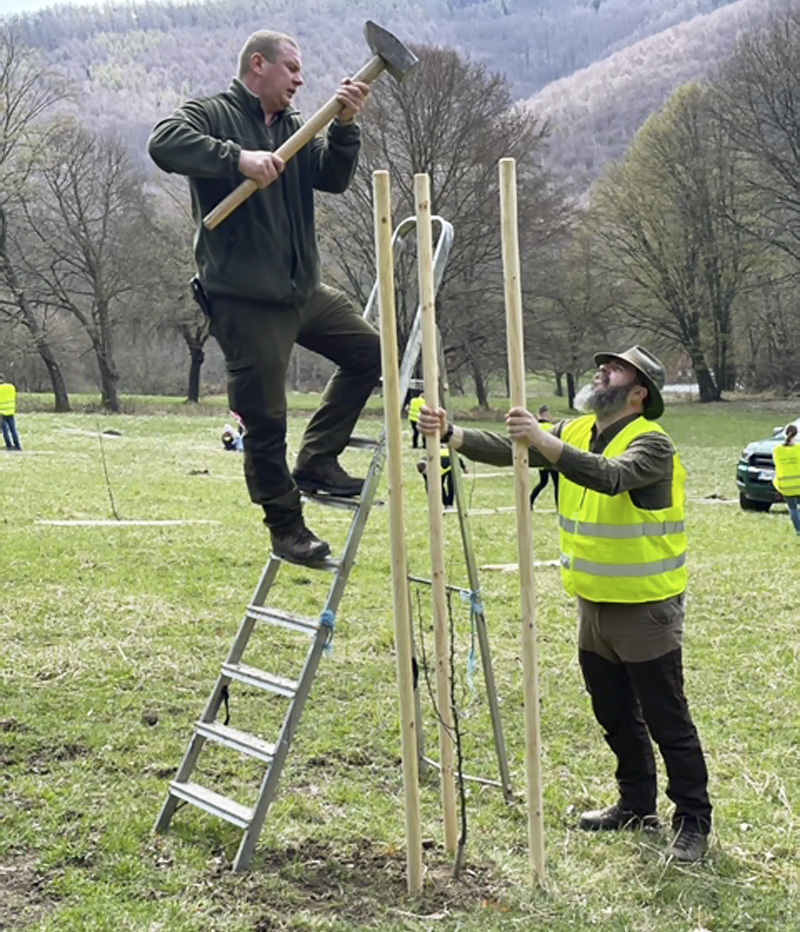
320;609;336;656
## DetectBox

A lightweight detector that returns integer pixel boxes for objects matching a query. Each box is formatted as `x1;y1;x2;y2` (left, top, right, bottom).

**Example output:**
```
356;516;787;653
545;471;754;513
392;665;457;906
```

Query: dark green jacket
147;78;361;303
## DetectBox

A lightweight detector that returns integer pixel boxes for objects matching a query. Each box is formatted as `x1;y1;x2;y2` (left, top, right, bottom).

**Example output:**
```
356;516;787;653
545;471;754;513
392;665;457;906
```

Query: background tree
527;226;619;408
0;26;72;410
591;83;759;401
711;9;800;270
147;177;211;403
319;45;569;405
20;123;153;412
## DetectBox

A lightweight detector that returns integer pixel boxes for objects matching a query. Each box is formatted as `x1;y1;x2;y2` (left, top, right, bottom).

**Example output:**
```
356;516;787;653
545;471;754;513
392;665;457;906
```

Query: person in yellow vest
0;374;22;451
772;422;800;535
416;445;467;507
418;345;712;863
407;393;426;449
529;404;558;508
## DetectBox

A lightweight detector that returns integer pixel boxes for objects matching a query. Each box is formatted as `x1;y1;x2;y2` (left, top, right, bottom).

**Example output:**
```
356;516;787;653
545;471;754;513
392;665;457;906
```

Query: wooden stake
414;173;458;855
373;170;424;895
499;157;546;882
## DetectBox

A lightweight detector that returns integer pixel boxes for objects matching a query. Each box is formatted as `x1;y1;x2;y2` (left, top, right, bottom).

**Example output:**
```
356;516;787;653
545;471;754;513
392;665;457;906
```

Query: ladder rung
195;721;276;763
300;492;361;511
407;574;474;596
222;663;298;697
246;604;319;636
346;435;380;450
169;780;252;829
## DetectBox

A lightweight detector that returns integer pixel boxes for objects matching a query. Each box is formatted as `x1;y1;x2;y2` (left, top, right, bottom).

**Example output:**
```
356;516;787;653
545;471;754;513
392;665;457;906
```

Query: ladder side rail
396;218;454;396
440;359;514;802
362;217;420;325
233;627;330;871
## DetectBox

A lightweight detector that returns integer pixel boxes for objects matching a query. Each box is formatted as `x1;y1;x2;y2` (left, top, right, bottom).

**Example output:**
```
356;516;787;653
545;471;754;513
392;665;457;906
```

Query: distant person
529;404;558;508
407;393;426;449
221;424;244;452
148;30;380;567
0;374;22;451
773;422;800;536
416;446;467;508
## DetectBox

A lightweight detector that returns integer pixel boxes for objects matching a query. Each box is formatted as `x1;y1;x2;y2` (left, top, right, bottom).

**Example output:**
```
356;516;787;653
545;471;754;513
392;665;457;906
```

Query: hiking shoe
269;521;331;566
579;802;661;832
663;822;708;862
292;459;364;497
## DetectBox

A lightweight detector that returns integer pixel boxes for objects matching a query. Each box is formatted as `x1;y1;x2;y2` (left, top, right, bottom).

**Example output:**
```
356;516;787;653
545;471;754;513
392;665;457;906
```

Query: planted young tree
20;123;152;412
319;45;568;405
0;26;72;410
591;84;758;401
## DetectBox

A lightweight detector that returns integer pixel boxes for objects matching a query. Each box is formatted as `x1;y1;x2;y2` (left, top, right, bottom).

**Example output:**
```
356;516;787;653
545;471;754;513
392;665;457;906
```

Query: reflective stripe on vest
773;444;800;497
559;517;686;537
558;415;687;603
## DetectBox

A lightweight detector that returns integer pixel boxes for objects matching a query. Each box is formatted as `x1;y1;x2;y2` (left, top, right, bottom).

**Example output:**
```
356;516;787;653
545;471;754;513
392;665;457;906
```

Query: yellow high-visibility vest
773;443;800;497
408;395;426;423
0;383;16;416
558;415;688;603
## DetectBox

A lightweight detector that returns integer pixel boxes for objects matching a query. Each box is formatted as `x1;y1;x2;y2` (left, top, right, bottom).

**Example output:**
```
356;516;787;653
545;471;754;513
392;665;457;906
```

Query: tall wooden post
414;173;458;855
373;169;424;894
499;157;546;882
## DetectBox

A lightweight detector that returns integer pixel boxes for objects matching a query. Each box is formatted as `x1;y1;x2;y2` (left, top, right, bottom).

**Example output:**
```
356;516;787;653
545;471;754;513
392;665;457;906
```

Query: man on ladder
148;29;380;567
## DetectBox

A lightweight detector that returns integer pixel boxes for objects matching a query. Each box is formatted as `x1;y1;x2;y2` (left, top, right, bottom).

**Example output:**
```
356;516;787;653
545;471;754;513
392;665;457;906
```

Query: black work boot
579;802;661;832
663;821;708;862
292;458;364;497
269;520;331;566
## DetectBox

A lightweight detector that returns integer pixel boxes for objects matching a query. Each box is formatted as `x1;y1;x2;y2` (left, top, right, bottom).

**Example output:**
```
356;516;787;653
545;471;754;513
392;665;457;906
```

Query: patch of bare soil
0;856;55;931
203;837;509;930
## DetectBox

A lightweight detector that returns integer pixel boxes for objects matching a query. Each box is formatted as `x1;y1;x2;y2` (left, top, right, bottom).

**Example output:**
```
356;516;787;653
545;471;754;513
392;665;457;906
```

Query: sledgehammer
203;21;418;230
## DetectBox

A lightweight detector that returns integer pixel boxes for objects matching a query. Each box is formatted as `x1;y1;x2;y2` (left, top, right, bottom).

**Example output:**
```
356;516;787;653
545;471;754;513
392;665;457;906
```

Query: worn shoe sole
272;544;332;567
579;813;661;832
293;475;363;497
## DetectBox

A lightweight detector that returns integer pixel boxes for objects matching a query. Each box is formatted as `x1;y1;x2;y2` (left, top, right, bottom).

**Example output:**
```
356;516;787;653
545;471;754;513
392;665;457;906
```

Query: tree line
0;9;797;411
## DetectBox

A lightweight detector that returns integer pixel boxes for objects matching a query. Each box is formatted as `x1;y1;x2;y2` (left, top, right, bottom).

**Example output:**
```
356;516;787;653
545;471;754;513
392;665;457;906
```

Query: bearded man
418;346;712;863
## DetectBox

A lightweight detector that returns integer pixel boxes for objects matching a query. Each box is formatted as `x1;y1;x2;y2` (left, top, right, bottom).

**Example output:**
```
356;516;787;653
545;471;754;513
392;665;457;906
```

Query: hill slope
523;0;795;191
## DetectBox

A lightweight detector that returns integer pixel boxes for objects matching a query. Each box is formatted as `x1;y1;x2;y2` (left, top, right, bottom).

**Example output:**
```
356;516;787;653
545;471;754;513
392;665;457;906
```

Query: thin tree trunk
566;372;576;409
187;345;204;403
554;372;563;396
471;354;489;408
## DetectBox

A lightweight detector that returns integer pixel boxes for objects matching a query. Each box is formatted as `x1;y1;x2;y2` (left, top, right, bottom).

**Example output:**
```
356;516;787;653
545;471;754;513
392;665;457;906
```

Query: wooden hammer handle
203;55;385;230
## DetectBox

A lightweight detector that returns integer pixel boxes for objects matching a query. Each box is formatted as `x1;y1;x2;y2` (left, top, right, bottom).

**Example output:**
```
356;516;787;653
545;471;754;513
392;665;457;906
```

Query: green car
736;417;800;511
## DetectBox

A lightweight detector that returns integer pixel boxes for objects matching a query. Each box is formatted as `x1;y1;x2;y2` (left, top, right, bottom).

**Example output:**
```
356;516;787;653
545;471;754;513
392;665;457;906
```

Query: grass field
1;393;798;931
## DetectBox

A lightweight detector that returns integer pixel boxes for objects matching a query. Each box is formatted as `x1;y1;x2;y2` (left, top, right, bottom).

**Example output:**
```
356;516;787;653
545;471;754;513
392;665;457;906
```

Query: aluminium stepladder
154;216;511;872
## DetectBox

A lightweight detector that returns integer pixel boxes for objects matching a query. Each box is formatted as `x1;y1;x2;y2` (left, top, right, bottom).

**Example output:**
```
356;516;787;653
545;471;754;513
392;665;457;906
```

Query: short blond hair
238;31;297;77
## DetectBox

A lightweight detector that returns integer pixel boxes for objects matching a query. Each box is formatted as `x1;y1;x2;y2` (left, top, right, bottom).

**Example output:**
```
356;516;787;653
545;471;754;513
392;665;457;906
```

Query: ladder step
346;435;380;450
246;604;319;636
195;721;276;763
222;663;299;697
300;492;361;512
169;780;253;829
407;574;474;596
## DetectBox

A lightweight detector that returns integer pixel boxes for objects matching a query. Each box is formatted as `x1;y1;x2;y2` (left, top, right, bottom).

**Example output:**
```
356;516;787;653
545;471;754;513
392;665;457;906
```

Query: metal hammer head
364;21;419;82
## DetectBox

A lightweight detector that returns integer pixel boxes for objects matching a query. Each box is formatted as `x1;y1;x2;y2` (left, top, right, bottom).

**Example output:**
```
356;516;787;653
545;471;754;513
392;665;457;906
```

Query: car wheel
739;492;771;512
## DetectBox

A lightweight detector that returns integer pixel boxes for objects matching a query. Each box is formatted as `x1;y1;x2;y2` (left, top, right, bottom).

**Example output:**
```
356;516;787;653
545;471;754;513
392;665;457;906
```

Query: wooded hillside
5;0;746;171
524;0;796;191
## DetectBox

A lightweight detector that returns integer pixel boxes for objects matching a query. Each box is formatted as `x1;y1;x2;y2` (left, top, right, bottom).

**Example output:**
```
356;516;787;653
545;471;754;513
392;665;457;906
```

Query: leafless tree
20;123;152;412
319;45;570;405
0;26;72;409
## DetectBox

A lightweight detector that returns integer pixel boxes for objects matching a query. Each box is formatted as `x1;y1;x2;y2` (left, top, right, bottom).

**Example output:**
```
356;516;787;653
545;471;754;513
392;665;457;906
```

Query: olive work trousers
207;285;381;529
577;594;712;832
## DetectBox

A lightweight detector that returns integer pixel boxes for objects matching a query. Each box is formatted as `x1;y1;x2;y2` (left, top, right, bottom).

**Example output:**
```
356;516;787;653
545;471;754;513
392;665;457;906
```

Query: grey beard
574;381;632;417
